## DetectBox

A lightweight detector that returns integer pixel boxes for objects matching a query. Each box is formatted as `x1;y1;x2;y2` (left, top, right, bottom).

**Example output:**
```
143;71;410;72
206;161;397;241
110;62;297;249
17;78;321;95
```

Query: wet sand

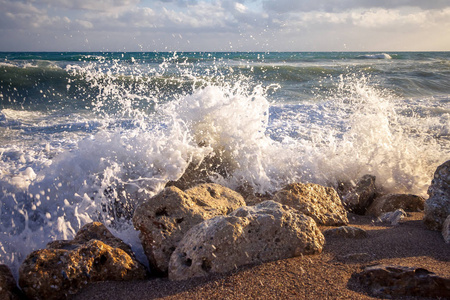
74;212;450;300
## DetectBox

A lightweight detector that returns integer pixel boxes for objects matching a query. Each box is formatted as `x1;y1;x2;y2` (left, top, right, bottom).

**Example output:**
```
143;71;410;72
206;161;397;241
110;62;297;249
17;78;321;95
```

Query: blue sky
1;0;450;51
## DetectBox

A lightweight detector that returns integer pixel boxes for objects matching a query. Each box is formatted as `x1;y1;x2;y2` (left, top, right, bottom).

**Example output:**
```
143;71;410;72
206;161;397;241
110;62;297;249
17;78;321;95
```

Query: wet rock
378;209;407;226
19;222;146;300
323;226;368;239
337;174;378;215
443;215;450;244
235;183;271;206
168;201;325;281
165;150;235;190
0;264;24;300
46;222;134;255
424;160;450;230
366;194;425;217
133;184;245;275
356;264;450;298
273;182;348;226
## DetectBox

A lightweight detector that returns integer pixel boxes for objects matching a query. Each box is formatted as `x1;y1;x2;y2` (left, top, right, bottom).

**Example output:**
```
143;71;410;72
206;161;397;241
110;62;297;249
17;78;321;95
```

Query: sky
1;0;450;52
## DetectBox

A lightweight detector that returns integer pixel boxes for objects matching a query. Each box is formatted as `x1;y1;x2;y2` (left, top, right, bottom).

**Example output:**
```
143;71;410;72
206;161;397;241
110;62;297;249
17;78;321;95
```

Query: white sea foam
359;53;393;59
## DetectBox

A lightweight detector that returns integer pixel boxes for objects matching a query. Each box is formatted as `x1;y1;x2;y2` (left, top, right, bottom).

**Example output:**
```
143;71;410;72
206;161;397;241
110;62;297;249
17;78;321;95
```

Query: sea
1;51;449;275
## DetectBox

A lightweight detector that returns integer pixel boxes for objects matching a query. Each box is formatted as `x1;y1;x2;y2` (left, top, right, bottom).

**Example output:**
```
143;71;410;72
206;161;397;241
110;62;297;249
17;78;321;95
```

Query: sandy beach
73;212;450;300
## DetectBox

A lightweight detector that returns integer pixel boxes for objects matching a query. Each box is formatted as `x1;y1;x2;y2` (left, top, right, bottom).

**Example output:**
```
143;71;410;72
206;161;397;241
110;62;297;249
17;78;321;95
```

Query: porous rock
273;182;348;226
443;215;450;243
133;184;245;274
424;160;450;230
355;264;450;298
19;222;146;300
168;200;325;281
323;226;368;239
337;174;378;214
0;264;24;300
366;194;425;217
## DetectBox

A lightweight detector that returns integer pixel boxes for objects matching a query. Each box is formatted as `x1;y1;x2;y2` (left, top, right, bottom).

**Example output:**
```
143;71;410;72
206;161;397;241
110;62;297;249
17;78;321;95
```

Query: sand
73;212;450;300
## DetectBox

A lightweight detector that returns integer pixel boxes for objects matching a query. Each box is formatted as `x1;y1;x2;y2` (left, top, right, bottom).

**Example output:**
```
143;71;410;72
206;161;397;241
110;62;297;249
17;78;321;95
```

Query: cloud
0;0;449;51
262;0;450;13
41;0;140;11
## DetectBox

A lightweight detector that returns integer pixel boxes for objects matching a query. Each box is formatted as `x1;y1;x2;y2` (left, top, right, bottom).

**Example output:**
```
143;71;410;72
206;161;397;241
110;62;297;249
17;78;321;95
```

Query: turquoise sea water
1;52;449;274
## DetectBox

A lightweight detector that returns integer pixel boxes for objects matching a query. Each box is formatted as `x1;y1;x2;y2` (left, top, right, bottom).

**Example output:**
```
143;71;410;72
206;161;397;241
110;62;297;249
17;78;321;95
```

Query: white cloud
42;0;140;11
0;0;449;51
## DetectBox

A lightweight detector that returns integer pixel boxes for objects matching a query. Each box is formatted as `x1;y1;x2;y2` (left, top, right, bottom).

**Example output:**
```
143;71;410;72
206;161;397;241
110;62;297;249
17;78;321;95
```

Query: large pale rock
337;174;378;214
133;184;245;274
0;264;23;300
19;222;146;300
356;265;450;298
443;215;450;243
168;201;325;281
424;160;450;230
273;183;348;226
366;194;425;217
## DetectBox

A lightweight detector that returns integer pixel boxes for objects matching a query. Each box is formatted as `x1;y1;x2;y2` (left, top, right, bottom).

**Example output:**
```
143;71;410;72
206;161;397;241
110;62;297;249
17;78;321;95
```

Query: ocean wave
357;53;393;59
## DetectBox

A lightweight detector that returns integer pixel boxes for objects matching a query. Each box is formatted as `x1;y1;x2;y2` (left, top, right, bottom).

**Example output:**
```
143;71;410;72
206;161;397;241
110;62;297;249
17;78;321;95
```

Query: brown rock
443;215;450;244
0;264;24;300
132;184;245;275
168;201;325;281
47;222;134;255
366;194;425;217
424;160;450;230
337;174;378;214
273;182;348;226
323;226;368;239
19;223;146;300
356;264;450;298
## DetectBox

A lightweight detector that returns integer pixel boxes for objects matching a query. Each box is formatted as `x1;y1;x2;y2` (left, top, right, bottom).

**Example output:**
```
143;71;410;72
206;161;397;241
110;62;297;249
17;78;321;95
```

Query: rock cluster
356;264;450;298
10;159;450;298
132;184;245;274
19;222;146;300
424;160;450;230
273;183;348;226
168;201;325;280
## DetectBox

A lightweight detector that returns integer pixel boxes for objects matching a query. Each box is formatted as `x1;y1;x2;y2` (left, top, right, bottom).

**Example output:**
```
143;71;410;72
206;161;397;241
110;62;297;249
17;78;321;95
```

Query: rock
235;183;271;206
165;150;235;191
133;184;245;275
378;209;407;226
168;201;325;281
273;182;348;226
323;226;368;239
366;194;425;217
424;160;450;230
46;222;134;255
355;264;450;298
0;264;24;300
443;215;450;243
19;222;146;300
337;174;378;215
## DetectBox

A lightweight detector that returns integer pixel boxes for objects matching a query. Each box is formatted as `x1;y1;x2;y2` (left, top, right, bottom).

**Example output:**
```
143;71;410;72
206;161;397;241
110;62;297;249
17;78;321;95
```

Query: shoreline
73;212;450;300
